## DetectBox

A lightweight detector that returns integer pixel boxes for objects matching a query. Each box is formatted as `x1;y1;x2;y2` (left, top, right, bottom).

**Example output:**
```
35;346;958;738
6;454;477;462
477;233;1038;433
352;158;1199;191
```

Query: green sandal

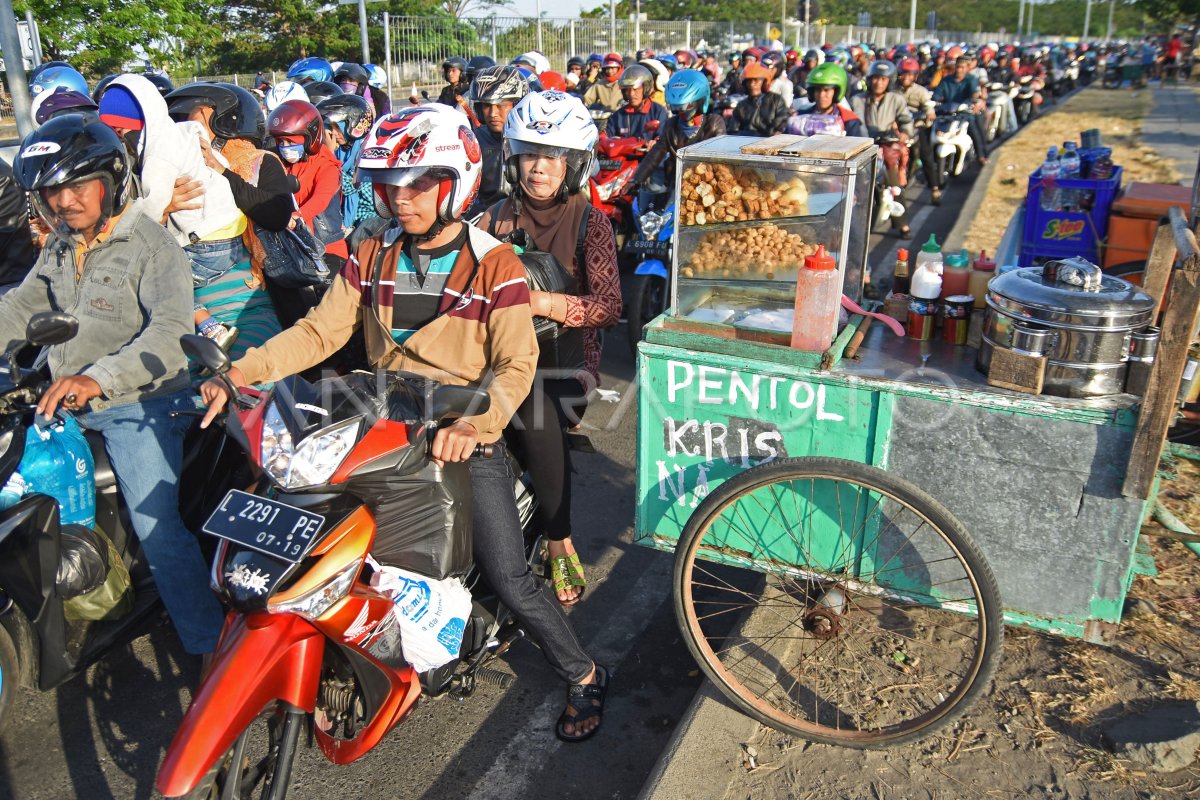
549;552;587;606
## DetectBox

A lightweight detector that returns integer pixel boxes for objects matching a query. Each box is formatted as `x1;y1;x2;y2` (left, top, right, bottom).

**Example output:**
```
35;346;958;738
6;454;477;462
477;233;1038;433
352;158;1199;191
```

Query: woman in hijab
478;91;622;606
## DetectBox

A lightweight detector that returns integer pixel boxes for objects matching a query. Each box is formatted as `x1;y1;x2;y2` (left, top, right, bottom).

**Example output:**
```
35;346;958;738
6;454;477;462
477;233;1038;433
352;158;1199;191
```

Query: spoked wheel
627;274;668;356
673;457;1003;748
180;703;304;800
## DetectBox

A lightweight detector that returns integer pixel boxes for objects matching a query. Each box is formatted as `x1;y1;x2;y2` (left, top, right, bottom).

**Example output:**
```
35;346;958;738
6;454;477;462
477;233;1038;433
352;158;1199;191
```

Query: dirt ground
962;85;1184;258
719;454;1200;800
719;88;1200;799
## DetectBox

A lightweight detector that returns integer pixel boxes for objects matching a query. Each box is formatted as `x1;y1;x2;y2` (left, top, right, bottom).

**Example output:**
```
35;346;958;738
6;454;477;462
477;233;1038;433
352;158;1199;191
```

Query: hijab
487;186;591;277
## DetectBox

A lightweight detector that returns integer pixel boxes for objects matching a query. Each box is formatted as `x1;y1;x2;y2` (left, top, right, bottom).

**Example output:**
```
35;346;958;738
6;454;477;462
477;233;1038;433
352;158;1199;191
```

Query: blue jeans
75;389;224;654
469;443;593;685
186;237;247;289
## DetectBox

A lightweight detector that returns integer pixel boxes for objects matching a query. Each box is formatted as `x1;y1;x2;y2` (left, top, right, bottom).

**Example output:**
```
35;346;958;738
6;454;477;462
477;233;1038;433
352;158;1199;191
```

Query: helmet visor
354;163;448;191
506;138;587;167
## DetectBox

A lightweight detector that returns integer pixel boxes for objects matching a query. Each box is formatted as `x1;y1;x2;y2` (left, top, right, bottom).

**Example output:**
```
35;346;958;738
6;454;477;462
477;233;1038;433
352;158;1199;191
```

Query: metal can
1179;342;1200;405
884;293;910;324
907;297;937;341
1125;327;1160;397
943;295;973;345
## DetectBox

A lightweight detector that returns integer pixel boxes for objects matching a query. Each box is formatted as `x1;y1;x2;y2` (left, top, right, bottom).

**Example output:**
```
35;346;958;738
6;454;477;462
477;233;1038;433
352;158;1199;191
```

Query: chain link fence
195;15;1005;98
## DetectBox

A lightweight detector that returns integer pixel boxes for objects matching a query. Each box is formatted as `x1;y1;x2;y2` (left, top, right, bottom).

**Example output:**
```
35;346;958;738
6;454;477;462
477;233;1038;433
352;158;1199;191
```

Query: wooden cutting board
738;134;806;155
779;135;874;160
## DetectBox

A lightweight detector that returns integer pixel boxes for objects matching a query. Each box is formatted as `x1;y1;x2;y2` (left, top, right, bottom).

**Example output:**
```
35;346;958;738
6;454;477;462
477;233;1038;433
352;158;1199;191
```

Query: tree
439;0;507;17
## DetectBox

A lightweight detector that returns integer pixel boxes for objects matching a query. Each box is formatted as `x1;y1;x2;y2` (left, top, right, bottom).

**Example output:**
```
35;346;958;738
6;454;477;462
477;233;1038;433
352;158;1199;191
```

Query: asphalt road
0;155;985;800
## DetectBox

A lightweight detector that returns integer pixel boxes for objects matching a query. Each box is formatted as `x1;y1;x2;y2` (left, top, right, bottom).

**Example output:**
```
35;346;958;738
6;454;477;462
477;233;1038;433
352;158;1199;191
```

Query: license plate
623;240;671;256
598;159;621;172
202;490;325;564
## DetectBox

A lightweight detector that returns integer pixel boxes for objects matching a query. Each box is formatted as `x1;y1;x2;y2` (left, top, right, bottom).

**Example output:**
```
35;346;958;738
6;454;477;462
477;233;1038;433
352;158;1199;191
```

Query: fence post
686;19;691;50
821;24;826;46
384;11;393;104
491;15;497;63
537;3;543;53
570;20;576;57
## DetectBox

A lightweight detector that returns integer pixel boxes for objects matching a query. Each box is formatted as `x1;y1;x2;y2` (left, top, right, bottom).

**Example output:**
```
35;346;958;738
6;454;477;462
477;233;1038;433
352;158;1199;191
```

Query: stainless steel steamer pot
977;258;1157;398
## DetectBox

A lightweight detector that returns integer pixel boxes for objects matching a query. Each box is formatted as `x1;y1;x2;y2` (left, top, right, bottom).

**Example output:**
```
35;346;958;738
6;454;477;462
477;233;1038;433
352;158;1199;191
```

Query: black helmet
165;82;267;146
334;63;370;88
303;80;342;106
315;93;374;142
14;114;133;239
567;55;585;69
144;73;175;98
465;55;496;84
470;65;531;116
442;56;468;76
92;74;118;101
867;60;897;87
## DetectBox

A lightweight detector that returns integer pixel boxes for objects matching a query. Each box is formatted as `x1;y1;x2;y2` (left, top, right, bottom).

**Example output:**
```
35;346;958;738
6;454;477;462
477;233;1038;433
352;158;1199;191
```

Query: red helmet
785;49;800;65
947;46;964;61
899;58;920;74
674;49;693;67
540;70;567;91
267;99;323;155
603;52;623;68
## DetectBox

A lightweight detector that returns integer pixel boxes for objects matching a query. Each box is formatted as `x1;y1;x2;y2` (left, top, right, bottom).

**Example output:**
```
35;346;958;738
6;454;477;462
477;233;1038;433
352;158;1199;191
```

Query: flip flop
555;665;609;743
549;552;586;606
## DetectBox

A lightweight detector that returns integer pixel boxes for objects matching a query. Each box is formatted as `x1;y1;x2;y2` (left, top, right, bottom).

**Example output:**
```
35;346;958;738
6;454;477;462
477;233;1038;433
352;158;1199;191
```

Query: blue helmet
287;57;334;84
30;64;89;98
665;69;711;114
658;54;679;72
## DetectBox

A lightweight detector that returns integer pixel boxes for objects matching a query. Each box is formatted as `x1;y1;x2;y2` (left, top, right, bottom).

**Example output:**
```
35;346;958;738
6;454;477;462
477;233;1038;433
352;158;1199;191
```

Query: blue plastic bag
15;416;96;528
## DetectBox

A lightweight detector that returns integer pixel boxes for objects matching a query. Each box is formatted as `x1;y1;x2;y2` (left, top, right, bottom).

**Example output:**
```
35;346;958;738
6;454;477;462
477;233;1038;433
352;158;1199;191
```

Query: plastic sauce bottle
1039;146;1061;211
969;250;996;309
791;245;841;352
912;235;943;294
891;247;911;295
941;248;971;298
909;261;943;300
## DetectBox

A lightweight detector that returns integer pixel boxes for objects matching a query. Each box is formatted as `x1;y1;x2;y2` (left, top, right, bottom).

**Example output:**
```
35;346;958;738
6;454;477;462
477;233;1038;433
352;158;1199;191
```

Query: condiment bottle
791;246;841;352
909;241;943;300
941;249;971;298
914;234;943;289
892;247;911;295
969;250;996;309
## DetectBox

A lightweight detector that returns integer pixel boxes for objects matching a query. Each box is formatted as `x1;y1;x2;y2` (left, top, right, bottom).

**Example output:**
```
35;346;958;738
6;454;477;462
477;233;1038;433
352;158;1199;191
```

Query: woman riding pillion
477;91;622;607
786;63;866;137
199;103;609;743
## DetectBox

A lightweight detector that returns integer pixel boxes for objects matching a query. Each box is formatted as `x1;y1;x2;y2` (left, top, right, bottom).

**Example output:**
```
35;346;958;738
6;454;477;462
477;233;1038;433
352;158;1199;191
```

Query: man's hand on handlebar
431;419;480;465
38;375;102;418
199;366;248;429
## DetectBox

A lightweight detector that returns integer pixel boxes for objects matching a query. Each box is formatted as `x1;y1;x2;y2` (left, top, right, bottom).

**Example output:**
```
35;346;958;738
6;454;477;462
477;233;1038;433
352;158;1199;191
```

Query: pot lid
987;258;1156;328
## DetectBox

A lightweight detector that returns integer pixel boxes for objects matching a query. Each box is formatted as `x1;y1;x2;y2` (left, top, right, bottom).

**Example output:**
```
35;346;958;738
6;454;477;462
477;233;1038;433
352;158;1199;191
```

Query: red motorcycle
156;336;539;799
589;133;649;221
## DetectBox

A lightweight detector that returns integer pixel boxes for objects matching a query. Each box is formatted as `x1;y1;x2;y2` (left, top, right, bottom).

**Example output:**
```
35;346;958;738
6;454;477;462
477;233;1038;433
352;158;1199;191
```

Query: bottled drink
791;246;841;352
941;248;971;298
891;247;911;295
1039;146;1061;211
1059;142;1081;210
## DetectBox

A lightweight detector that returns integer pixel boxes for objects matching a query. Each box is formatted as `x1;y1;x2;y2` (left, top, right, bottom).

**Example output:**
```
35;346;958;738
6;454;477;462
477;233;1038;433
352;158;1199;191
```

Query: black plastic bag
257;223;331;289
56;524;110;599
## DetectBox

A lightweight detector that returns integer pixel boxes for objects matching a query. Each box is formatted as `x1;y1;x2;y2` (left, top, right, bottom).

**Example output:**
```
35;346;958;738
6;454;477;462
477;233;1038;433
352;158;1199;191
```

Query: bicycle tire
673;456;1003;748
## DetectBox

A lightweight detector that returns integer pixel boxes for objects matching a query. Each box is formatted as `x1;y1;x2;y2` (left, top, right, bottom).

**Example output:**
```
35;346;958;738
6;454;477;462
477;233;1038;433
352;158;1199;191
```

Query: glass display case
669;135;876;342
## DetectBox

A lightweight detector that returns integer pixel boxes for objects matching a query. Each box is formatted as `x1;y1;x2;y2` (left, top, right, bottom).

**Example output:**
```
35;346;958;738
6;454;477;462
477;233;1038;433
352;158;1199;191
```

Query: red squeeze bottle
791;246;841;352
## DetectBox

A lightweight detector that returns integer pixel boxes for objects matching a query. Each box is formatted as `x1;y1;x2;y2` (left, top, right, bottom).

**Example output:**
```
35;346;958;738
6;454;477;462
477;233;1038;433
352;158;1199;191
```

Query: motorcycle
984;81;1017;143
1014;75;1042;126
156;336;542;799
624;198;675;355
933;103;976;188
589;133;650;250
0;313;242;731
873;130;908;231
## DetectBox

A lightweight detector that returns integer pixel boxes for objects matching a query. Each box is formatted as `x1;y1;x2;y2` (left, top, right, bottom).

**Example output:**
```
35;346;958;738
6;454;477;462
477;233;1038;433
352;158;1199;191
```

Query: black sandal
555;665;609;743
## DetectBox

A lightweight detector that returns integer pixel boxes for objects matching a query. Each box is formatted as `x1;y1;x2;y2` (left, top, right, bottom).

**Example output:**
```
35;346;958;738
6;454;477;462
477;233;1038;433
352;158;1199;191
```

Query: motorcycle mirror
180;333;232;376
429;385;491;422
26;312;79;347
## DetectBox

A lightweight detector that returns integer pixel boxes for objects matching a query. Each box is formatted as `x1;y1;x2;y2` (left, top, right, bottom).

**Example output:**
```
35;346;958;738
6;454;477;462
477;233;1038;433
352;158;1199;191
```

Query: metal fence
196;15;1006;93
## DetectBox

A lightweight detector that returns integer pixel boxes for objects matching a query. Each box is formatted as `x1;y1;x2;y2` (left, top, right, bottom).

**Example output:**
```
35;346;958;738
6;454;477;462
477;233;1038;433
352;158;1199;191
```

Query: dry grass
962;86;1186;258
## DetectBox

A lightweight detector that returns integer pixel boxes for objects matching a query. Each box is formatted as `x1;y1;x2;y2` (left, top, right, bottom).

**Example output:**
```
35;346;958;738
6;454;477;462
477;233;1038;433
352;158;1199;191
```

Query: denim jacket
0;201;193;410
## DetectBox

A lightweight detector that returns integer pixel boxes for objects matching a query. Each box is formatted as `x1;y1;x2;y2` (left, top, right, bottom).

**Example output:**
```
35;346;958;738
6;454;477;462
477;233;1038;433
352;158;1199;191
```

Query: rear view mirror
26;312;79;347
180;334;232;375
429;385;490;422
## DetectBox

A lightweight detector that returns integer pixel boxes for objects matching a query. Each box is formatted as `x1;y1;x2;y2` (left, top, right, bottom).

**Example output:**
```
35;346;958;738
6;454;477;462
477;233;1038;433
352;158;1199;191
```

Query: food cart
633;135;1200;748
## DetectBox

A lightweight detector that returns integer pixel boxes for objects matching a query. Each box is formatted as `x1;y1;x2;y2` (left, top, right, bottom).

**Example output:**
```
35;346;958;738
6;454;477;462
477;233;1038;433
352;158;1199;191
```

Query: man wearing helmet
1;115;226;663
582;53;625;112
933;56;988;166
897;58;943;203
729;62;790;137
851;61;914;237
760;51;794;108
437;56;471;108
632;69;726;206
606;64;668;140
199;103;609;743
466;65;532;216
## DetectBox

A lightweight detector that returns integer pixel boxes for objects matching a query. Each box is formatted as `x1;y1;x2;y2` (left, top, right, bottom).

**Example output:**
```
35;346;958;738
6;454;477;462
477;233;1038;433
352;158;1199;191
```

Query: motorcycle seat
84;430;117;492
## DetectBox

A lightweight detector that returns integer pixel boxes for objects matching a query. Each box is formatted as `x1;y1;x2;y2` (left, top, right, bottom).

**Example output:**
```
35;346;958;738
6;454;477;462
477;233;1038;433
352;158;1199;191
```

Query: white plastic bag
369;561;472;672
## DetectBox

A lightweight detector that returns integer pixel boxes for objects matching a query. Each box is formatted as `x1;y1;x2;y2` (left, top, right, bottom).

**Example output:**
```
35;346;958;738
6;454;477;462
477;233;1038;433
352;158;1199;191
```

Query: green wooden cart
633;206;1200;748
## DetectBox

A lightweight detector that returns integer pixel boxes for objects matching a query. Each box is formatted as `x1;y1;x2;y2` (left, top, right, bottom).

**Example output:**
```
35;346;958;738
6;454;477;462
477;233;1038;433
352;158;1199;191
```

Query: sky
481;1;604;19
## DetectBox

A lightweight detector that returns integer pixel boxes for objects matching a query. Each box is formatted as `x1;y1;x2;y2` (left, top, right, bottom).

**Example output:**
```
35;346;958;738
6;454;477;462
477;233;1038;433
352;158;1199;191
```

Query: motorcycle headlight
596;167;632;202
261;402;359;489
640;211;665;240
268;557;363;620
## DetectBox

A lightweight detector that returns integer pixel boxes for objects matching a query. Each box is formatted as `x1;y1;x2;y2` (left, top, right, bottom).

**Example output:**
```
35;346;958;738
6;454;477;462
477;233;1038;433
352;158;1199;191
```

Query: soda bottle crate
1021;165;1123;267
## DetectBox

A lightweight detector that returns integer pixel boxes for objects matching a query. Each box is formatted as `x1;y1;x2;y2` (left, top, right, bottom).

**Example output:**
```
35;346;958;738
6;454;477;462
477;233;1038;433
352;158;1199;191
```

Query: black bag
56;524;110;599
489;211;590;373
257;223;332;289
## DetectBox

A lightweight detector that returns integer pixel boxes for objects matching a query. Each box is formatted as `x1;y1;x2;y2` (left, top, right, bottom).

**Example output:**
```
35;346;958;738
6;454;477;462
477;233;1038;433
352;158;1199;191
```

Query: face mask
338;82;360;95
121;129;141;156
279;143;305;163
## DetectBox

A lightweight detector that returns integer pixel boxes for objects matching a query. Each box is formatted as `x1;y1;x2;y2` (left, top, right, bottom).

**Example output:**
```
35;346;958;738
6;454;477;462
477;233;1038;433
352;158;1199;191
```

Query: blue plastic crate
1021;165;1123;267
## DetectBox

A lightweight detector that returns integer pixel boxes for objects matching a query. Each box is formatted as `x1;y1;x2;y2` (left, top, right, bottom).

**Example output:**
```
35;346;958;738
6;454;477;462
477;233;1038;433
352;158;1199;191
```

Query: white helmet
264;80;309;112
356;103;482;228
514;50;551;76
639;58;670;92
502;90;598;197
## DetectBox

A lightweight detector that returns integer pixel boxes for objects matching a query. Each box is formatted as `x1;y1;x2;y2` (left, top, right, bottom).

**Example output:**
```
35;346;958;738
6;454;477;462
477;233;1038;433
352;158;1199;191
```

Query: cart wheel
673;457;1003;748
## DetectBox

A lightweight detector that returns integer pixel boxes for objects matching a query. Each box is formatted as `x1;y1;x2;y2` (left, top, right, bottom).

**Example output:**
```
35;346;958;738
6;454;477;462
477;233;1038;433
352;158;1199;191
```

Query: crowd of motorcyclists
0;28;1190;749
